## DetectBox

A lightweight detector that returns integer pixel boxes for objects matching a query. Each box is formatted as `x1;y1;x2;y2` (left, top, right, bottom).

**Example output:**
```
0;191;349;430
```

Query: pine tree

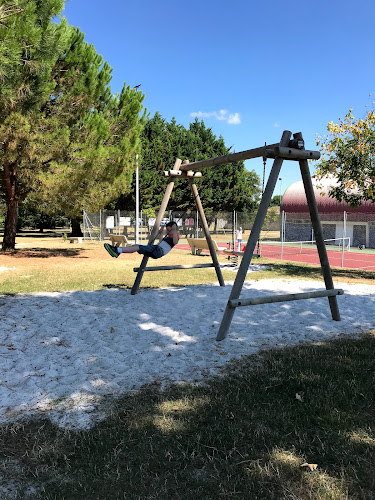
0;1;145;250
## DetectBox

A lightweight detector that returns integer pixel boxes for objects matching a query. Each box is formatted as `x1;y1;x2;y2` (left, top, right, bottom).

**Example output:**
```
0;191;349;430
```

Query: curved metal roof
281;177;375;215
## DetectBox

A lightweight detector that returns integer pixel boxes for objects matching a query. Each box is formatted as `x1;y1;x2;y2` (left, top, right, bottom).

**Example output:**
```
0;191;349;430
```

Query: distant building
281;177;375;248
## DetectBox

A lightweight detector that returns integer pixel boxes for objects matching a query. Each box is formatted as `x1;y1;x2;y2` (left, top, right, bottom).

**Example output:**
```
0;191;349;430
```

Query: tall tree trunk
70;217;83;237
2;199;19;251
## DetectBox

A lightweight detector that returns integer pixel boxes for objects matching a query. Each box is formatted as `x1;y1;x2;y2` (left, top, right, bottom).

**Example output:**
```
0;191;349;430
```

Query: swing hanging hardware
289;138;305;149
262;142;267;173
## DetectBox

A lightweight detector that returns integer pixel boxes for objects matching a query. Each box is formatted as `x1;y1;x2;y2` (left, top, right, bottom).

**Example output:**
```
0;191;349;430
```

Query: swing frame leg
131;159;182;295
189;177;225;287
216;131;341;341
216;130;291;341
296;132;340;321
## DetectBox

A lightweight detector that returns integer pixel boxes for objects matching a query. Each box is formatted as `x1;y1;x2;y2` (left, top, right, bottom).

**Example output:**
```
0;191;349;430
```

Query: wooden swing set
131;130;343;341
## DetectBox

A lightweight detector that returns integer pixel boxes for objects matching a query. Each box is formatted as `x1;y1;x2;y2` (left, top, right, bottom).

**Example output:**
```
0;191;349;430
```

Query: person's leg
104;243;120;258
105;243;164;260
149;245;164;259
137;244;162;258
104;243;140;258
119;244;140;254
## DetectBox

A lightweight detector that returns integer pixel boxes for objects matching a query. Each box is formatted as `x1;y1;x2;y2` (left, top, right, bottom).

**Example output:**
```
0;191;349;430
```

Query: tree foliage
316;106;375;206
269;195;282;207
0;0;145;250
18;199;69;232
116;113;261;214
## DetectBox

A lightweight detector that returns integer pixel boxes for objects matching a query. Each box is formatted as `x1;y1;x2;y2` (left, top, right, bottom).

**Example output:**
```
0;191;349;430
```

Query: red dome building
281;177;375;248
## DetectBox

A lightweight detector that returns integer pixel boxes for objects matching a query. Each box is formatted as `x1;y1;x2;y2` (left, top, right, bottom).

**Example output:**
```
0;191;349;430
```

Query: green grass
2;334;375;499
1;233;375;294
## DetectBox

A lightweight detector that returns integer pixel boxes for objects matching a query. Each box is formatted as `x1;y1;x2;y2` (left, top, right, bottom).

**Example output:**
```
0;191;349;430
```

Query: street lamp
135;154;139;244
134;84;141;245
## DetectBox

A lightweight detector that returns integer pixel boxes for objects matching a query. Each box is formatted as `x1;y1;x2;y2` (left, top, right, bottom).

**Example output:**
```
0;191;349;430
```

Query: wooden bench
187;238;226;256
109;234;130;247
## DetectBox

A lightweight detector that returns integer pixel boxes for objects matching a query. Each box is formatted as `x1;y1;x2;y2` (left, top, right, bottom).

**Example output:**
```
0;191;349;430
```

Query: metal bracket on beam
288;138;305;149
266;147;320;161
164;170;202;178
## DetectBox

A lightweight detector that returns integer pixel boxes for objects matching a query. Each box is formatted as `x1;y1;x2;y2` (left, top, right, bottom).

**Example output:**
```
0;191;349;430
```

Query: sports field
175;240;375;271
259;242;375;271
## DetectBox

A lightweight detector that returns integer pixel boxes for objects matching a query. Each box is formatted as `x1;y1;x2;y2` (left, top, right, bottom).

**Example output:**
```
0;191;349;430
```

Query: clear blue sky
62;0;375;195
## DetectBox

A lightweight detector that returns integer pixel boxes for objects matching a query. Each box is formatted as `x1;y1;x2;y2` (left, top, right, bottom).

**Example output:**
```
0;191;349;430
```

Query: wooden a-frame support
131;158;225;295
216;130;341;340
131;130;342;342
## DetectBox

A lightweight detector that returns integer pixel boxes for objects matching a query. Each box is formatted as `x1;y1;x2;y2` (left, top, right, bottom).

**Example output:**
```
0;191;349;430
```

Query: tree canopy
115;112;261;214
0;0;145;250
316;106;375;206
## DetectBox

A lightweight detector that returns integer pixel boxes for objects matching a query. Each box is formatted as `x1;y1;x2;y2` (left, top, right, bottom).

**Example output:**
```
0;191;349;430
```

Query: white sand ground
1;277;374;430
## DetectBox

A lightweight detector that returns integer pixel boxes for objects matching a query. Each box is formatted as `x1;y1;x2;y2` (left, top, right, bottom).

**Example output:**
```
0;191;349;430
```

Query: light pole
134;84;141;245
135;154;139;244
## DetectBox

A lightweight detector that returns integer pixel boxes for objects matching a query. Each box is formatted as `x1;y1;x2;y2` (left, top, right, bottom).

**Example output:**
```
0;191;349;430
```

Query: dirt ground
0;234;106;270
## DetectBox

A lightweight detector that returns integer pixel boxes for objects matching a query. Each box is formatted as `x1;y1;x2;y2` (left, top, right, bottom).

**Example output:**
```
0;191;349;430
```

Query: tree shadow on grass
1;249;87;258
2;334;375;499
102;283;131;289
15;231;65;239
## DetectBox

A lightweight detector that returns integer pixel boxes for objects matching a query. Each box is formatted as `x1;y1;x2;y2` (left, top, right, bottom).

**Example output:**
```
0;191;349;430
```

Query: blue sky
62;0;375;195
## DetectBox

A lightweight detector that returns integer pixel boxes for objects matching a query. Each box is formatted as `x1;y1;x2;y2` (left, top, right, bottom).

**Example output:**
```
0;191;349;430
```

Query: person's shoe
104;243;119;258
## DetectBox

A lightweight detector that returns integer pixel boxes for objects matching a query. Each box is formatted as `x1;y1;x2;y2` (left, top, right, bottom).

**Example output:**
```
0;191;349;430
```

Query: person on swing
104;221;179;259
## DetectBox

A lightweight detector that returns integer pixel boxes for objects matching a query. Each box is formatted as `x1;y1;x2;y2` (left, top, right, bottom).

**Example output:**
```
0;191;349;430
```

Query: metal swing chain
256;142;267;256
262;141;267;195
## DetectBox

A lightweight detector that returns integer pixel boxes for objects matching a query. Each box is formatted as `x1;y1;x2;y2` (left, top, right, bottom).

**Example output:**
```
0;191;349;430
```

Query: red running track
174;243;375;271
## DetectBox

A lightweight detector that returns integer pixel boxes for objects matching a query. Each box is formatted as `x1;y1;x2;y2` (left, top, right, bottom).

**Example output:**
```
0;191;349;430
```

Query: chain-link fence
82;208;281;243
283;210;375;249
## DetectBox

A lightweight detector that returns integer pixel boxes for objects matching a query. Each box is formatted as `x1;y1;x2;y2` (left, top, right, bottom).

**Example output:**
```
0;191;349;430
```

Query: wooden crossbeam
178;139;320;172
179;143;279;171
229;289;344;308
133;263;215;272
266;147;320;160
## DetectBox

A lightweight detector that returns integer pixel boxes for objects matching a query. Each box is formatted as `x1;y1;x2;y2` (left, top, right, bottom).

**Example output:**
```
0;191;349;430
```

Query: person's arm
158;227;164;242
169;226;179;245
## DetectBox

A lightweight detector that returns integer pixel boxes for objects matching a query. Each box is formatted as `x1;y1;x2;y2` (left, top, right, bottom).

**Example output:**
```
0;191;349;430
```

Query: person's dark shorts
137;244;164;259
